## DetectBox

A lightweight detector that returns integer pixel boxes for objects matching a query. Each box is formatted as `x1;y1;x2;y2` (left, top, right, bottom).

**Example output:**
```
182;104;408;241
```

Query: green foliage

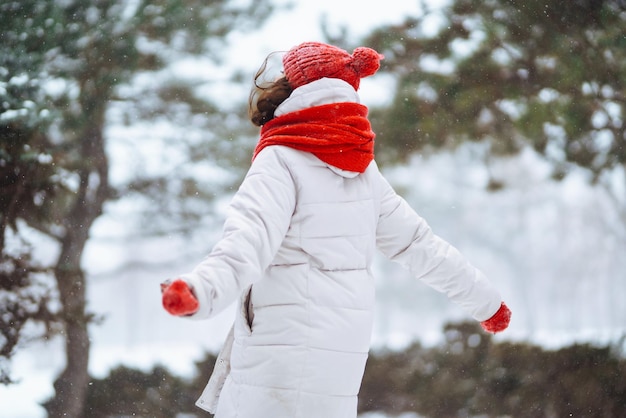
365;0;626;180
359;321;626;417
0;1;73;383
84;365;198;418
84;353;217;417
0;246;57;384
83;323;626;417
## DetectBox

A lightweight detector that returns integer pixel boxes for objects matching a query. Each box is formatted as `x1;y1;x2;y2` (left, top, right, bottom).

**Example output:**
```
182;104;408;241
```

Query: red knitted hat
282;42;383;91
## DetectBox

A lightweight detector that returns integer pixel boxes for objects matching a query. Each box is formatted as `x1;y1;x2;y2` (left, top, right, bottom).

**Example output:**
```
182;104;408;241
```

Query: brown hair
248;53;293;126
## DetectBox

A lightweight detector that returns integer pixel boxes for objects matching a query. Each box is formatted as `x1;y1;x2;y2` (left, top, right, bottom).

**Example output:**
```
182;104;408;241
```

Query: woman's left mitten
480;302;511;333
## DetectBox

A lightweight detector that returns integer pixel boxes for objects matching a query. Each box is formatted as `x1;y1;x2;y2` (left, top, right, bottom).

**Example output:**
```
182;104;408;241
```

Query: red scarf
252;102;375;173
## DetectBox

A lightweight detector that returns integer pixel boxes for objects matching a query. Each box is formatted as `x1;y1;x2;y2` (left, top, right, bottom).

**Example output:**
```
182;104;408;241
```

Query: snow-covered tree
0;0;271;415
366;0;626;183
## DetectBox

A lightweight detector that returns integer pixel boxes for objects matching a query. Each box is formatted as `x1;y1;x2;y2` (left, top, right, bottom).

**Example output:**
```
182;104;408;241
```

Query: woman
161;41;511;418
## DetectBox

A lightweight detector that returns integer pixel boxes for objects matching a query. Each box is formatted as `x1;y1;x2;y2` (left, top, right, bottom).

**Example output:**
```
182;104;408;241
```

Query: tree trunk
44;122;109;418
45;263;91;418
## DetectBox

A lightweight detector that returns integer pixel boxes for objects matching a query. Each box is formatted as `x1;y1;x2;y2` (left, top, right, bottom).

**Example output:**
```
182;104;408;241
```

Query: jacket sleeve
375;173;501;321
180;147;296;320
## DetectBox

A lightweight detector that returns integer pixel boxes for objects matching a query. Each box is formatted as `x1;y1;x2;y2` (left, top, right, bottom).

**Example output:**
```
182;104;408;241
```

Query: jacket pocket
240;285;254;334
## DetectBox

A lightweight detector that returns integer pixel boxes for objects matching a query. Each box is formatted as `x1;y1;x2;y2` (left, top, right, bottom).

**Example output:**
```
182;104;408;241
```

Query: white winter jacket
182;78;502;418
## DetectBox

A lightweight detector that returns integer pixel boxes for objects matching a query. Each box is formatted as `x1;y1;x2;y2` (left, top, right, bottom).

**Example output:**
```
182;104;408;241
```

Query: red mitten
480;302;511;333
162;279;199;316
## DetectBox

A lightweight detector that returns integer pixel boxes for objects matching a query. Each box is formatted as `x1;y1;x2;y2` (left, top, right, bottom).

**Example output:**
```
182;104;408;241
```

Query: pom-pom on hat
283;42;383;91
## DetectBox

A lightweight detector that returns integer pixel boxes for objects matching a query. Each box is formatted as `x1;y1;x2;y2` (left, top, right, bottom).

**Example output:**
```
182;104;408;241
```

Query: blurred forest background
1;0;625;417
